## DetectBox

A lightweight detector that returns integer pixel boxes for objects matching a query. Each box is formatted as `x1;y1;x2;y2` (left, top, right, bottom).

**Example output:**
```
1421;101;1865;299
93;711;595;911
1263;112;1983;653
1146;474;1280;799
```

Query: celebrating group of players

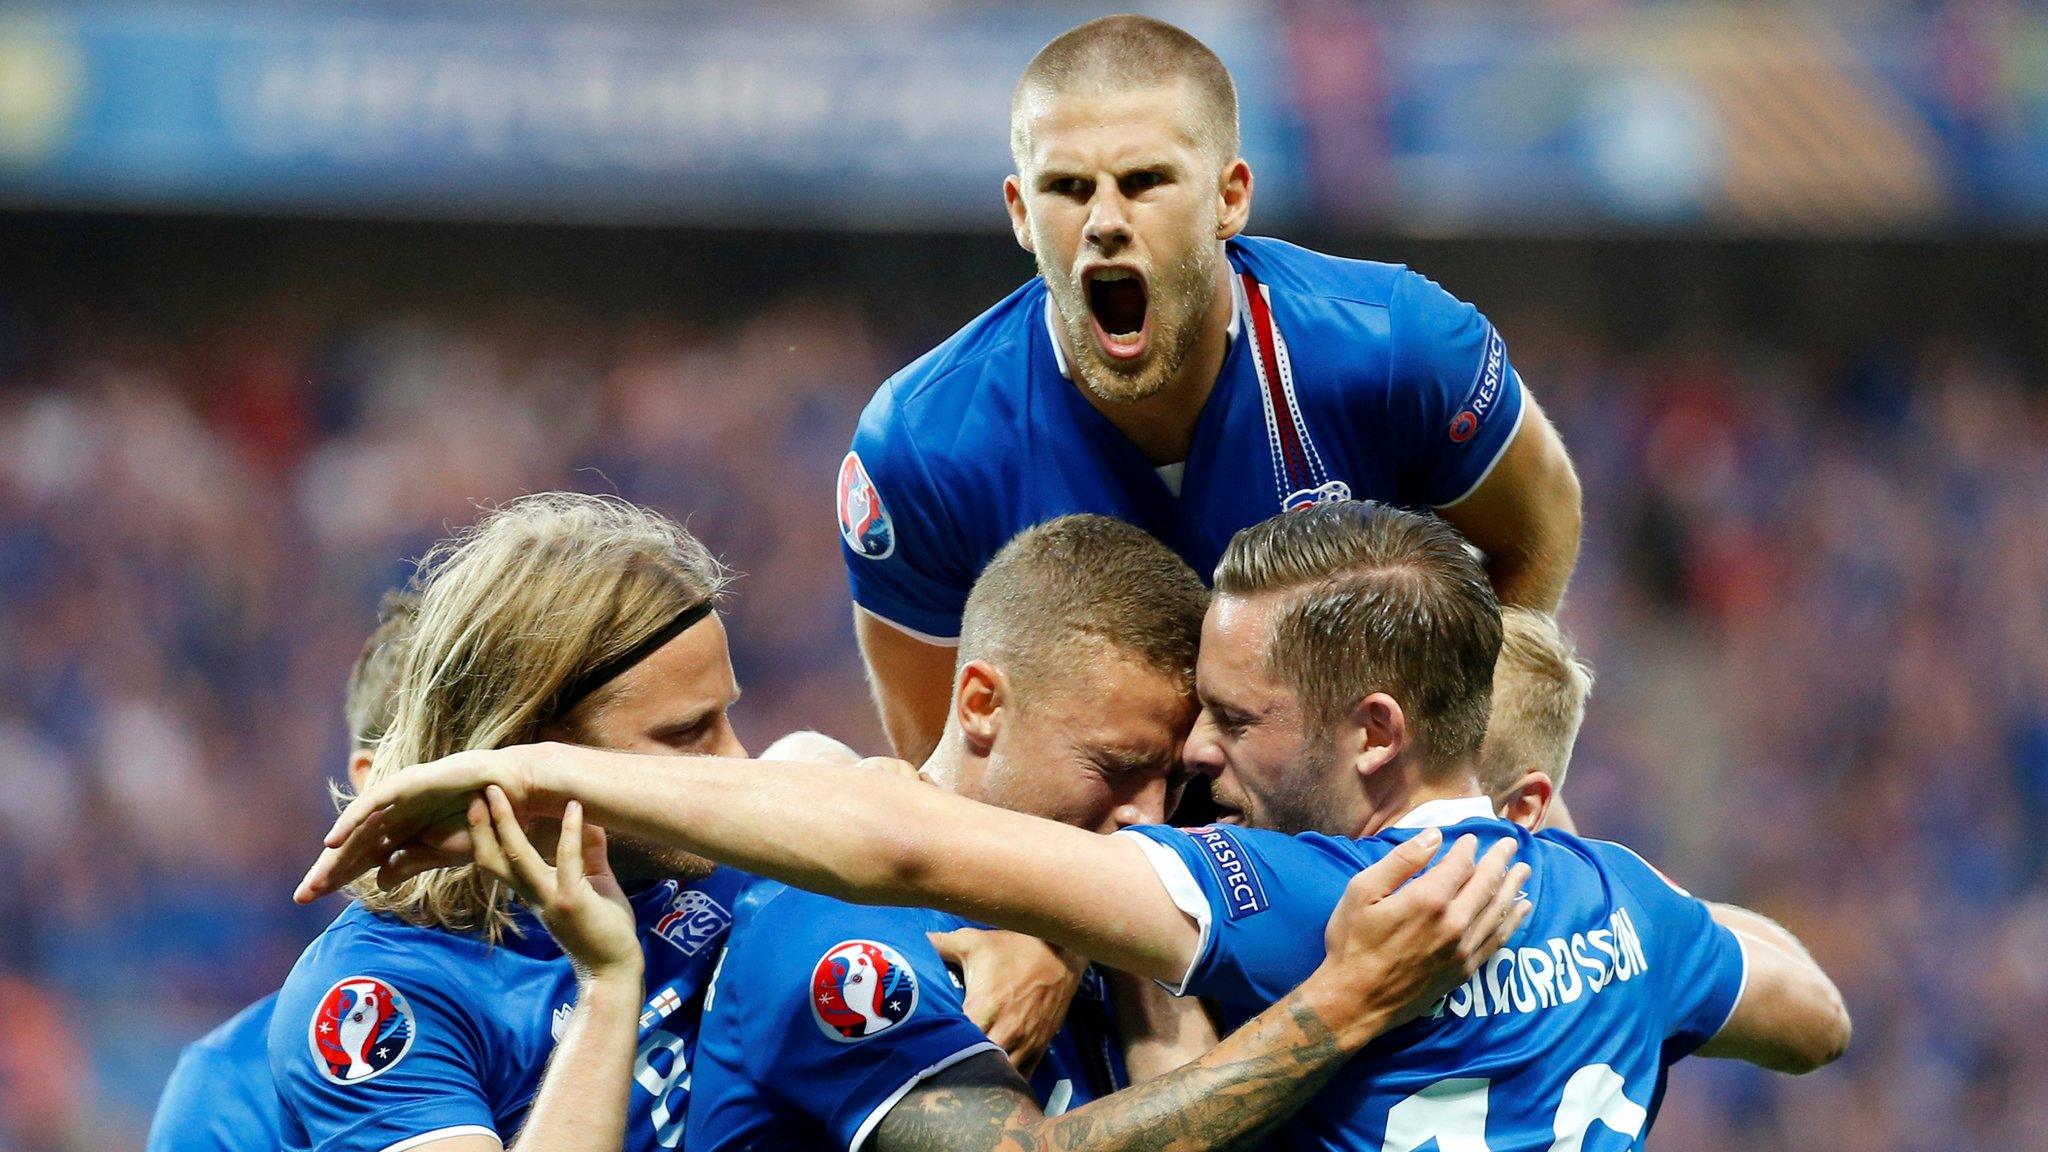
150;15;1850;1152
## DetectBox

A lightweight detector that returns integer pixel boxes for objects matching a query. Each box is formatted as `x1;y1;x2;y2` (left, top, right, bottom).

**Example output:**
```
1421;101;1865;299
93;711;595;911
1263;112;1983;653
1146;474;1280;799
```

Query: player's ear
1351;692;1404;781
1496;771;1555;831
1215;157;1252;240
1003;175;1035;254
347;748;374;793
954;659;1005;752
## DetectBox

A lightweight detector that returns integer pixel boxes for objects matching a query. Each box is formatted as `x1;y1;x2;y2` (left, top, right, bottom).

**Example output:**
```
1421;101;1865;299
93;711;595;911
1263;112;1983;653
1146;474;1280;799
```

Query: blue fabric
842;235;1526;639
270;869;747;1152
1122;819;1745;1151
689;879;1126;1151
146;993;283;1152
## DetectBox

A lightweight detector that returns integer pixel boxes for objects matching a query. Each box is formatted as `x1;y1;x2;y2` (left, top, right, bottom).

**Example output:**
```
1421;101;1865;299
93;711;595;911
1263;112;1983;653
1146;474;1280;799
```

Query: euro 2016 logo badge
310;976;416;1085
837;452;895;560
811;940;918;1042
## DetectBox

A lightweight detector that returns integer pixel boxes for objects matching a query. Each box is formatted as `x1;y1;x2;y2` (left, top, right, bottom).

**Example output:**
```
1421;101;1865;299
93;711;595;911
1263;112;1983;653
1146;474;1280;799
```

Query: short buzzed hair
345;589;418;750
959;515;1207;698
1478;608;1594;795
1011;15;1240;169
1214;503;1501;766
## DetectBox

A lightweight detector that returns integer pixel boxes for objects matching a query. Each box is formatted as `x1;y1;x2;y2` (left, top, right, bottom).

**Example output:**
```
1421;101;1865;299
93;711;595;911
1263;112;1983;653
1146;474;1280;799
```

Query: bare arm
870;832;1531;1152
304;745;1204;984
855;607;957;763
1438;391;1582;612
1107;971;1219;1084
1694;903;1850;1074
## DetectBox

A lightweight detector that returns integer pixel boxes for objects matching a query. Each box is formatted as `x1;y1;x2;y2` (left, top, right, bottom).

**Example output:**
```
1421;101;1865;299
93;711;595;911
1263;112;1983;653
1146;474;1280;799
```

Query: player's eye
1045;176;1091;199
1120;170;1167;196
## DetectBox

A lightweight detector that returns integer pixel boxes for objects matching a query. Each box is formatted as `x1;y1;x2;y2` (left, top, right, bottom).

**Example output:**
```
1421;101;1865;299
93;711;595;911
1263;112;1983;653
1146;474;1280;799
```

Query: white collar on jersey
1044;271;1245;382
1389;796;1500;830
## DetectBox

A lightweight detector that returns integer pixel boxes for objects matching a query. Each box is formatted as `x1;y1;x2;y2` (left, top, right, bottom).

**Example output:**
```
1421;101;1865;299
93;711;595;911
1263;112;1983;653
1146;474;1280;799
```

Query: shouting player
844;15;1582;764
146;591;417;1152
316;503;1848;1151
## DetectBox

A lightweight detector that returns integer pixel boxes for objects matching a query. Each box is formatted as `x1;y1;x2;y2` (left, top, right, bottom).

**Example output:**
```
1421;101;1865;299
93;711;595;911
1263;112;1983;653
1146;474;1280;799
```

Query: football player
321;503;1849;1152
843;16;1582;771
145;591;416;1152
284;495;1526;1152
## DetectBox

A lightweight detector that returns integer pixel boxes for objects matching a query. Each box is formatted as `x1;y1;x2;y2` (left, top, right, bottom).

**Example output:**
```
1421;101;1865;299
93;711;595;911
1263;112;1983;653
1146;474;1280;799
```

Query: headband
547;599;716;721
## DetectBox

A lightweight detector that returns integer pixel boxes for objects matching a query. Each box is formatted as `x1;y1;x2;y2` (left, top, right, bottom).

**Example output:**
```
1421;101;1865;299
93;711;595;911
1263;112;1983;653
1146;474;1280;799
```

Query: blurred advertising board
1297;6;2048;234
0;2;1305;225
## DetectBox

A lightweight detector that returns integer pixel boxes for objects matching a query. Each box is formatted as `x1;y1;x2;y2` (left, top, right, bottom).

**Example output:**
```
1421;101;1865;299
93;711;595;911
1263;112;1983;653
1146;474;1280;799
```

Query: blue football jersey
689;879;1126;1152
147;992;282;1152
271;869;746;1152
1120;798;1747;1152
841;235;1526;640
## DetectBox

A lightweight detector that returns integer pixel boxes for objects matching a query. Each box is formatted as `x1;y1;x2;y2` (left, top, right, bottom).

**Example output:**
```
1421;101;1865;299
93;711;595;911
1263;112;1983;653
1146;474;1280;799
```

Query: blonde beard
1043;240;1222;406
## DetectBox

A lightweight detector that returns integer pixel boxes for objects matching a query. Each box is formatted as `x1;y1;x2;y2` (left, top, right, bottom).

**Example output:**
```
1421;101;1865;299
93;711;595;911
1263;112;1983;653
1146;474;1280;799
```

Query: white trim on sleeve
1708;928;1754;1043
1434;371;1528;510
1117;830;1213;996
375;1126;499;1152
847;1040;1004;1152
855;604;960;648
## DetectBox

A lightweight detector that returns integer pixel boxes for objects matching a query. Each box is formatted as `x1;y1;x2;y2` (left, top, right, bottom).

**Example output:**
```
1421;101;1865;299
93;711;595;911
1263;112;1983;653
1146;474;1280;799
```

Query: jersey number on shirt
633;1029;690;1148
1381;1064;1648;1152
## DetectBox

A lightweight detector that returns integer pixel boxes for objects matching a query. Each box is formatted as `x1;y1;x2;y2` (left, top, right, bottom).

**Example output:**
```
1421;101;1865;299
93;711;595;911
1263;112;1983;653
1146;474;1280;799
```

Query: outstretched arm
872;829;1528;1151
1695;904;1851;1074
303;743;1205;983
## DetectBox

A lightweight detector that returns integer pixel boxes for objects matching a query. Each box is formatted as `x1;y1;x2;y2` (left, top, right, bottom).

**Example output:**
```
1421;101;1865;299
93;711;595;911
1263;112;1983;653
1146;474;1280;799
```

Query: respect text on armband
1189;827;1269;920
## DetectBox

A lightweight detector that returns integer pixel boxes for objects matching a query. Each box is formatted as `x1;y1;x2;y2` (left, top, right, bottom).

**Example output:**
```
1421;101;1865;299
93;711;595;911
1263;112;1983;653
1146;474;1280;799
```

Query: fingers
1340;828;1442;905
1445;838;1519;927
927;928;973;969
468;793;514;890
485;785;555;907
555;801;587;900
1473;863;1533;958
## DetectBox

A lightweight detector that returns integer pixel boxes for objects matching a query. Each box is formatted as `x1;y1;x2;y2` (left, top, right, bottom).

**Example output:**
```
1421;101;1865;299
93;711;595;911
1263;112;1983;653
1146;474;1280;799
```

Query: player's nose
1083;190;1132;254
1182;715;1226;778
1113;776;1170;830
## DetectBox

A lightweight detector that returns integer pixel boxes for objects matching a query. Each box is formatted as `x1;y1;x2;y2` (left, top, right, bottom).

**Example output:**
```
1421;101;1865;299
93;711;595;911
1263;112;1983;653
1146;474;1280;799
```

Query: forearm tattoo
870;994;1352;1152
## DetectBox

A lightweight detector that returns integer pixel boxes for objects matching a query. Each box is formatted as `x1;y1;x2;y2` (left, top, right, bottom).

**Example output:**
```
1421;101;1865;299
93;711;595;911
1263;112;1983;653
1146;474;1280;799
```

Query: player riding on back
846;15;1582;763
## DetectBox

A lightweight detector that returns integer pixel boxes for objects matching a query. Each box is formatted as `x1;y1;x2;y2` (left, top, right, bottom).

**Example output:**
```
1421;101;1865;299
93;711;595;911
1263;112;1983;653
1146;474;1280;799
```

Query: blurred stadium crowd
0;226;2042;1151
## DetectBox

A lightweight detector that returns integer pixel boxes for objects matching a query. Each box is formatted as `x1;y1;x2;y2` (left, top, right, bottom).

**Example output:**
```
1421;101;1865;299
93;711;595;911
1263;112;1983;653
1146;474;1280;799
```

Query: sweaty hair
958;514;1207;700
345;590;419;750
348;493;730;941
1213;502;1501;767
1478;607;1594;796
1011;14;1240;169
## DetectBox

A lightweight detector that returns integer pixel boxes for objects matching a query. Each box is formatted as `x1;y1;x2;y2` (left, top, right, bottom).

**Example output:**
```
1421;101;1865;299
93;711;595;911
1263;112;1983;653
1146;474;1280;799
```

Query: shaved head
1011;14;1240;171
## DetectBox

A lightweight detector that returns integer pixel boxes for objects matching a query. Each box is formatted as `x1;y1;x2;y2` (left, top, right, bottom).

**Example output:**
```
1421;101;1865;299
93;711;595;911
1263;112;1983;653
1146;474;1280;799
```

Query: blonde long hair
348;493;729;941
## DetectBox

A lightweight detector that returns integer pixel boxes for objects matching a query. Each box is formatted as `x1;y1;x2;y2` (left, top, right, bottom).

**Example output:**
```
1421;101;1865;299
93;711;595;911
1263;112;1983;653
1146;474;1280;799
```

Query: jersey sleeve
720;891;1002;1152
270;963;499;1152
840;395;976;643
1384;269;1528;508
1589;840;1749;1061
1116;824;1358;1008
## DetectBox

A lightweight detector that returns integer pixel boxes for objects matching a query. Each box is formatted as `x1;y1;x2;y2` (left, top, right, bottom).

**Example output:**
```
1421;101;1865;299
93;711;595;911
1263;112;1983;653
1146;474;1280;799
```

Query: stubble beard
1044;239;1222;407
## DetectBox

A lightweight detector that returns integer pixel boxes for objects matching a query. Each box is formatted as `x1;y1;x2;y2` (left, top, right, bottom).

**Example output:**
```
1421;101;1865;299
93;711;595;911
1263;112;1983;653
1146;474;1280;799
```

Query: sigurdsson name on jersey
1428;907;1651;1022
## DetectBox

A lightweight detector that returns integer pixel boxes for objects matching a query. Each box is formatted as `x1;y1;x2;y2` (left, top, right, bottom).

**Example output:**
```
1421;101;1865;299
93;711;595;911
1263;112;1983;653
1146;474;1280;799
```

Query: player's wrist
1294;963;1399;1051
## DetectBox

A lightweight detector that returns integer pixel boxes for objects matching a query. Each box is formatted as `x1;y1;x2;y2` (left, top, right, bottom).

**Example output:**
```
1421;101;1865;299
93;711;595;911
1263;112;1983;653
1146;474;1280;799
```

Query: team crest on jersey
837;452;895;560
1448;325;1508;444
811;939;919;1041
309;976;416;1085
653;887;733;957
